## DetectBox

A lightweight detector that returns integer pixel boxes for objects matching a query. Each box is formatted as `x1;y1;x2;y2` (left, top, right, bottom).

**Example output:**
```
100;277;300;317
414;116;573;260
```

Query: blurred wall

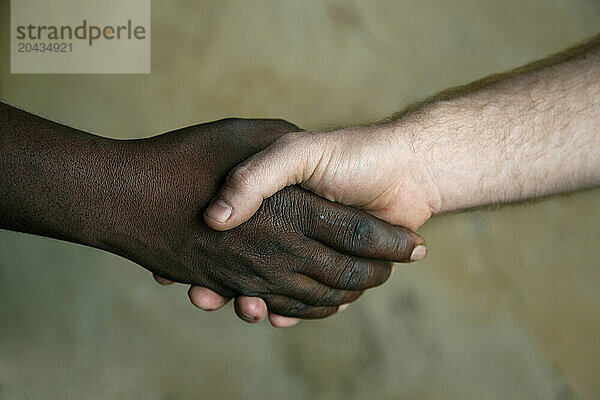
1;1;599;399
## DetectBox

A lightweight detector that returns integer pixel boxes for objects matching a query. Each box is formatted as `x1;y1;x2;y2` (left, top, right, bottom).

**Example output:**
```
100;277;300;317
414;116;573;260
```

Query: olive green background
1;1;599;399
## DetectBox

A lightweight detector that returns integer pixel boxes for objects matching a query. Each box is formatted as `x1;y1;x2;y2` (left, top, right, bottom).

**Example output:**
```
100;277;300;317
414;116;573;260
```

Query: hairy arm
401;34;600;214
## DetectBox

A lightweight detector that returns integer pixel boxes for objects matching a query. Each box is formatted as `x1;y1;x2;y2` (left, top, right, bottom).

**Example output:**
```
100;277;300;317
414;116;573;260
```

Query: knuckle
336;258;369;290
317;290;345;307
269;187;295;209
283;274;324;307
254;239;285;258
225;164;254;193
263;188;303;227
339;213;373;253
304;285;338;307
278;298;307;317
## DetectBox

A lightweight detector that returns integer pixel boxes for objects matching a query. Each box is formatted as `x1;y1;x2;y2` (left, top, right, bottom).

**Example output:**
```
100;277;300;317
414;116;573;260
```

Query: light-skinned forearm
397;34;600;214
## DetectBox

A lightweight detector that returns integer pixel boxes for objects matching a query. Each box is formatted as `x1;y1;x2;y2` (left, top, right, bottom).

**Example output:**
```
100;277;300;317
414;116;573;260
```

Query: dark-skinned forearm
0;102;130;251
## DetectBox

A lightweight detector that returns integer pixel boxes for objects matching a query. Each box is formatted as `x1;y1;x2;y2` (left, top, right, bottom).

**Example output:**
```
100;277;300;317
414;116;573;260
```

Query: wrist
389;110;445;218
61;137;133;252
85;139;164;257
398;98;485;215
45;134;154;258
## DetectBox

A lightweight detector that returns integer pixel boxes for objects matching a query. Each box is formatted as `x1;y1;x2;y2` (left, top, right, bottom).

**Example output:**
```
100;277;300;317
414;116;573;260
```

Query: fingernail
206;198;232;223
338;303;350;312
410;245;427;261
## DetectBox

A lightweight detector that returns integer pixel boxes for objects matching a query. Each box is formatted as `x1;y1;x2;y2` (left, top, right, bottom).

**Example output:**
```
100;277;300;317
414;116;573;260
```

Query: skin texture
0;103;425;321
197;34;600;324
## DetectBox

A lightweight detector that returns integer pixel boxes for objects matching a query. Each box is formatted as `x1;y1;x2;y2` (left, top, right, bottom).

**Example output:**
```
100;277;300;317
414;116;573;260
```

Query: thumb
203;132;320;231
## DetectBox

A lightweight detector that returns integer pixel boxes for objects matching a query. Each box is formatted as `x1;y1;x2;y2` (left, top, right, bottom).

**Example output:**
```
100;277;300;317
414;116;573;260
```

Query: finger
302;197;427;262
261;293;339;319
153;273;174;285
203;131;319;231
268;313;300;328
295;238;393;291
234;296;267;323
187;286;229;311
282;273;363;307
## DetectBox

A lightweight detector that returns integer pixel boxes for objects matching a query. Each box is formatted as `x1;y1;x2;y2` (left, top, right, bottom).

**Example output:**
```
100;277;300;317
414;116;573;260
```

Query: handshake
121;118;429;328
0;102;432;329
5;39;595;327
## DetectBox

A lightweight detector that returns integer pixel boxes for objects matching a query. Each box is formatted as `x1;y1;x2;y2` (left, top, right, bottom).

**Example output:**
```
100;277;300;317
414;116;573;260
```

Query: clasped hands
139;118;428;327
